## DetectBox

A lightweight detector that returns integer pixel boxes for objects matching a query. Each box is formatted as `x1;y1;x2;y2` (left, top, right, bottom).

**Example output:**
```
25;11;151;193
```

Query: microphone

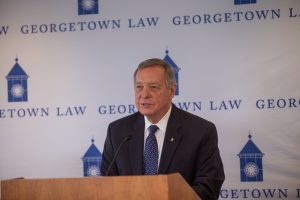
105;135;132;176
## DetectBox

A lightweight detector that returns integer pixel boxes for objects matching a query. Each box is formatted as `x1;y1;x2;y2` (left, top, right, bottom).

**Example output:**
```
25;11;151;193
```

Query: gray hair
134;58;176;89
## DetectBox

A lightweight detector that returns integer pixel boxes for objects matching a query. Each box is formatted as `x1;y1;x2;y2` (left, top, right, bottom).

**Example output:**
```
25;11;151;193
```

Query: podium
1;173;201;200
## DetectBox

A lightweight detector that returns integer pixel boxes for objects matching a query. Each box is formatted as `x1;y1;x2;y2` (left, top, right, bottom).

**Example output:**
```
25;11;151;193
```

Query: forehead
135;65;165;82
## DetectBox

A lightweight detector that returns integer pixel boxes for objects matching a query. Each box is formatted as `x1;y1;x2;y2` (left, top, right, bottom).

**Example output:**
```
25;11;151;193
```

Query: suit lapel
158;105;183;174
129;114;145;175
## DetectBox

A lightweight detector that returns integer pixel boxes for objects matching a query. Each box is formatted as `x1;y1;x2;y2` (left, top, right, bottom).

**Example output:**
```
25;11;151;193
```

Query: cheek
134;92;140;99
161;91;172;99
155;94;168;104
135;96;140;105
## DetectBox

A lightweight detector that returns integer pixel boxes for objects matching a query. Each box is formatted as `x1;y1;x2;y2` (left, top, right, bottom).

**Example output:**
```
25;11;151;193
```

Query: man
101;58;225;200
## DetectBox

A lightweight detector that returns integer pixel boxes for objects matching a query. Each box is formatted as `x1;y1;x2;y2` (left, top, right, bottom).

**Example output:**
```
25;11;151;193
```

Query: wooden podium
1;173;200;200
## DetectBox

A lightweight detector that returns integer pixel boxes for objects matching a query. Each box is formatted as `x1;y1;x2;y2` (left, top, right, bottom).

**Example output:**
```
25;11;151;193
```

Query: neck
146;104;172;124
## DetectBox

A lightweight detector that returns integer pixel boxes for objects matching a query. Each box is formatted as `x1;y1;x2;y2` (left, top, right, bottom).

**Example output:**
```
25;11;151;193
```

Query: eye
135;84;143;91
149;84;160;91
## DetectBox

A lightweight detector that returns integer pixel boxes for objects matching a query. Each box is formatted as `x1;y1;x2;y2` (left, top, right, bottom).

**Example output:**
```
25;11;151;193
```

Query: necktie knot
148;125;158;135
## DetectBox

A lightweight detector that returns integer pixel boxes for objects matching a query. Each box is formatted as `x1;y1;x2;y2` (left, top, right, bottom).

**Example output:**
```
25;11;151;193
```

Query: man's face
134;65;176;124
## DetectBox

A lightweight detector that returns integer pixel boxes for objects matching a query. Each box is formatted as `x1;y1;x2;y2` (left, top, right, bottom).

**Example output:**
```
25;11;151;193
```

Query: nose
140;86;150;98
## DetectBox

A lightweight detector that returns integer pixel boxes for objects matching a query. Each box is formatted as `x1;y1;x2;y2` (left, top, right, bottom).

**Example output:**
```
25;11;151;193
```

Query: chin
139;110;152;115
138;109;153;116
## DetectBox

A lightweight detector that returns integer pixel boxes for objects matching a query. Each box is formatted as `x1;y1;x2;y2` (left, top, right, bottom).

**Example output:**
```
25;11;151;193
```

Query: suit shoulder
109;112;141;128
174;106;215;128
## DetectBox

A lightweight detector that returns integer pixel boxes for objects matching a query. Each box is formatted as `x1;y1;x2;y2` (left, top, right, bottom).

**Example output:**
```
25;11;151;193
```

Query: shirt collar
144;105;172;132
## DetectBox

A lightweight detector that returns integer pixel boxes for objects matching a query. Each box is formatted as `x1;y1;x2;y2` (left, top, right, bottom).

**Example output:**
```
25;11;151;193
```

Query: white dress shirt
144;105;172;167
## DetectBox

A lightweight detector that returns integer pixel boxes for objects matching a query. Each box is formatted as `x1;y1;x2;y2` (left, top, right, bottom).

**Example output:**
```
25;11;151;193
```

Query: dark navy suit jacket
101;104;225;200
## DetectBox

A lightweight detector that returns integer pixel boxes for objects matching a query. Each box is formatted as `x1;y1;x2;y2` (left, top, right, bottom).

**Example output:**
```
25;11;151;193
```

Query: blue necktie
144;125;159;175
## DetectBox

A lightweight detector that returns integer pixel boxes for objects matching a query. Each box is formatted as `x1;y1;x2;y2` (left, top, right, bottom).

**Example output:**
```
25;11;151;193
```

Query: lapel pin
170;138;175;142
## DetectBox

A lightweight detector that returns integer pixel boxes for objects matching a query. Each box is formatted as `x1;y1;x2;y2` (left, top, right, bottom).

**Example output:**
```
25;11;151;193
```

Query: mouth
140;103;152;107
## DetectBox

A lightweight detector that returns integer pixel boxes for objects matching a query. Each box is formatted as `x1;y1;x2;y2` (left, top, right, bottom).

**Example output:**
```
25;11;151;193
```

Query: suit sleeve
192;123;225;200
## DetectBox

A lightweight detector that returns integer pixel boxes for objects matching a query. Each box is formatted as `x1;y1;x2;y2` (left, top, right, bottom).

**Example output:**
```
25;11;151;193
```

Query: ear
170;84;176;97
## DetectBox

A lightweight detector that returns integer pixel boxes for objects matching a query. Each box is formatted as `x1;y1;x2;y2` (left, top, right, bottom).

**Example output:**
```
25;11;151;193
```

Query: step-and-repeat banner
1;0;299;199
